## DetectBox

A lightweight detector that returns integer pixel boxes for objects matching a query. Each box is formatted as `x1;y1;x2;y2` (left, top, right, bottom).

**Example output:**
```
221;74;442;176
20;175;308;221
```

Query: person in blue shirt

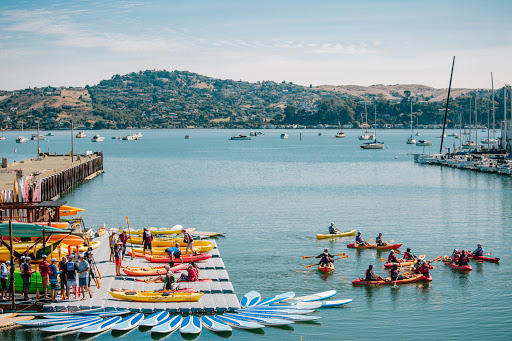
48;258;60;302
472;244;484;257
165;243;182;267
328;222;340;234
355;232;370;246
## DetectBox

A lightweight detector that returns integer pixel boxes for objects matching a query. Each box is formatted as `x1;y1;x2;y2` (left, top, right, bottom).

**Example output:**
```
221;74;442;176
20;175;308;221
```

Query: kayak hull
144;253;212;263
468;254;500;263
318;264;334;273
316;229;357;240
109;290;204;302
347;243;402;250
443;258;472;271
352;274;432;286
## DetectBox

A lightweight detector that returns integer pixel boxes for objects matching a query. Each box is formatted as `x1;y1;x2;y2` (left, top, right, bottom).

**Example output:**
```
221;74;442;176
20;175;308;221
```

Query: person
39;254;50;299
451;249;460;263
180;262;199;282
328;222;340;234
364;265;382;282
21;256;32;300
355;232;369;246
472;244;484;257
163;271;176;290
109;231;117;262
403;248;416;261
59;256;68;299
316;249;334;266
7;261;14;301
143;265;171;283
182;229;196;255
458;250;469;266
114;243;122;276
119;230;129;260
142;228;153;257
0;261;8;300
85;247;96;287
78;254;92;300
66;256;78;299
390;264;403;281
165;243;182;267
388;250;399;263
48;258;60;302
376;233;386;246
413;260;432;277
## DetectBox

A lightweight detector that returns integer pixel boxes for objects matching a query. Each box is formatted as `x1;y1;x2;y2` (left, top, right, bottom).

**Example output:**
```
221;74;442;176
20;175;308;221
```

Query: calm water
1;129;511;340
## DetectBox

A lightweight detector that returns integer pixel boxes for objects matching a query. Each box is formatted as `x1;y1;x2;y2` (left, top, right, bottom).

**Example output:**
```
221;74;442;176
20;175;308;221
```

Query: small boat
31;134;45;140
240;291;261;307
75;131;87;138
358;134;373;140
347;243;402;250
143;253;212;264
200;316;232;332
468;254;500;263
91;134;104;142
256;292;295;306
250;131;257;136
352;274;432;285
16;136;28;143
384;255;426;268
185;135;190;139
139;311;170;327
46;132;54;136
151;315;182;334
180;316;202;334
214;315;265;329
406;136;416;144
283;290;337;302
280;133;288;139
224;314;291;326
112;136;121;139
320;299;353;307
334;131;345;138
462;142;477;149
122;132;142;140
318;132;322;136
230;135;251;140
316;229;357;239
108;290;204;302
481;138;497;144
360;139;384;149
443;257;472;271
111;313;144;331
80;316;122;334
416;140;433;146
318;263;334;273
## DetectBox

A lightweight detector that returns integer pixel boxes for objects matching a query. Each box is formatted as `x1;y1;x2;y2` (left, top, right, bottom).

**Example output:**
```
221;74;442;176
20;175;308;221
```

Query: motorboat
91;134;105;142
185;135;190;139
334;131;345;138
416;140;433;146
462;142;477;149
46;132;55;136
76;131;87;138
480;138;497;144
358;134;373;140
16;136;29;143
230;135;251;140
123;132;142;140
280;133;288;139
31;134;45;140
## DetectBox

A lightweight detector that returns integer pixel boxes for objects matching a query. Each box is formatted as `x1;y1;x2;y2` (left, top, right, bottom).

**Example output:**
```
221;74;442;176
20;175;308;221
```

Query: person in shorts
0;260;8;300
66;256;78;299
39;254;50;299
114;243;122;276
59;256;68;299
78;255;92;300
119;230;128;260
109;231;117;262
48;258;60;302
142;228;153;256
21;257;32;300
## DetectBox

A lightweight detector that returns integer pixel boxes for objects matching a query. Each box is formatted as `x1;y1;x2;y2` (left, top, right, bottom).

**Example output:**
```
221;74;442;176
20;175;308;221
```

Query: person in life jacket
388;250;399;263
182;229;196;256
403;248;416;261
316;249;334;266
328;222;340;234
355;232;369;246
413;260;432;277
472;244;484;257
142;228;154;257
457;250;469;266
390;264;404;281
364;265;383;282
180;262;199;282
21;256;32;300
376;233;386;246
118;230;129;260
451;249;460;263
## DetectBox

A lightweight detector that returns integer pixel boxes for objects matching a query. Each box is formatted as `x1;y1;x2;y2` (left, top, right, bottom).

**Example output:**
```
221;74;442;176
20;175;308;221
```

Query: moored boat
230;135;251;140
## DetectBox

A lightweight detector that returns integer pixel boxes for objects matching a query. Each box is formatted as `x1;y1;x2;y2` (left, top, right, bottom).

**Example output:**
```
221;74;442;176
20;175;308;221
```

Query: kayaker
165;243;182;267
328;222;340;234
39;254;50;299
182;229;196;256
0;260;8;300
66;256;79;299
403;248;416;261
451;249;460;263
48;258;60;302
142;228;154;257
163;270;176;290
364;265;382;282
21;256;32;300
413;260;432;277
59;256;68;300
388;250;399;263
376;233;387;246
78;254;92;300
114;243;122;276
472;244;484;257
119;230;129;260
457;250;469;266
316;249;334;266
356;232;370;246
390;264;403;281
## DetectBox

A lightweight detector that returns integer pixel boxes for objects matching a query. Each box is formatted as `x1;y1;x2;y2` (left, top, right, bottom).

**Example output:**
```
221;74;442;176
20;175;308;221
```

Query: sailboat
0;127;5;141
15;120;28;143
406;103;416;144
334;122;345;138
361;104;384;149
358;103;374;140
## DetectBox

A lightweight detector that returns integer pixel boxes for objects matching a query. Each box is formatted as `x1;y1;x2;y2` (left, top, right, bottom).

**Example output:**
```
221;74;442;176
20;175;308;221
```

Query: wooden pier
43;233;241;314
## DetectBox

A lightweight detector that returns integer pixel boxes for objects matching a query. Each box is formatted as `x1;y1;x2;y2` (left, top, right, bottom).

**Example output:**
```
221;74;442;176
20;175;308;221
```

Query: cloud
312;43;374;55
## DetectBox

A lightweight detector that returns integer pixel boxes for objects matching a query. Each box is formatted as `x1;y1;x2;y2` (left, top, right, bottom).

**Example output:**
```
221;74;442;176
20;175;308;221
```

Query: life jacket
388;254;398;263
48;264;57;278
66;261;75;272
459;254;468;264
184;232;193;243
452;254;460;262
404;252;412;260
188;268;198;281
22;263;31;277
143;231;153;243
320;254;331;264
39;260;49;274
119;234;128;244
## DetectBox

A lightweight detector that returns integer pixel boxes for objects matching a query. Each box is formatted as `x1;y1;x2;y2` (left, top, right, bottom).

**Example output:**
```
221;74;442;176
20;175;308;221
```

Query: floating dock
44;233;241;313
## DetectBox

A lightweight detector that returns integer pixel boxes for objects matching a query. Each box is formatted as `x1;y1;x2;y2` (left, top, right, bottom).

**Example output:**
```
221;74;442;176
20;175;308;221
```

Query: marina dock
43;233;241;314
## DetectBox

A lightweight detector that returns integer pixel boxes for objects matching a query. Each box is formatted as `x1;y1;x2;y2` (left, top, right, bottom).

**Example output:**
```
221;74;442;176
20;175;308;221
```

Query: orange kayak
31;234;83;246
347;243;402;250
318;264;334;273
122;263;187;276
352;274;432;285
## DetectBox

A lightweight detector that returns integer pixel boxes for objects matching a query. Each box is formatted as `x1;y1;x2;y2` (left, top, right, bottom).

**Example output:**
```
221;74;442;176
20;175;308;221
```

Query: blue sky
0;0;511;90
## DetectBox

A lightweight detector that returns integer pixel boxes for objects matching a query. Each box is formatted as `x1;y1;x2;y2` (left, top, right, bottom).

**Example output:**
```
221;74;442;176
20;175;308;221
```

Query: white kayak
180;316;202;334
215;315;265;329
224;313;292;326
256;292;295;306
80;316;122;334
139;311;169;327
283;290;337;302
16;317;96;327
242;302;322;310
240;291;261;307
40;318;102;333
237;308;314;315
239;311;321;321
320;299;353;307
111;313;144;331
200;316;232;332
151;315;182;334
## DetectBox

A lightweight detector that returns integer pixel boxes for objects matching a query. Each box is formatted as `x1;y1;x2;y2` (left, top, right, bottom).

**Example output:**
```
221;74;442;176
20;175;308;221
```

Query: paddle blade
305;264;316;268
36;287;40;300
302;256;312;259
379;258;387;262
336;253;346;257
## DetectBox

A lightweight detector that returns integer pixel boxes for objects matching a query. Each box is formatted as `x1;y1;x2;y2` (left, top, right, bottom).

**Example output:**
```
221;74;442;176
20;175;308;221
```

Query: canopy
0;222;70;237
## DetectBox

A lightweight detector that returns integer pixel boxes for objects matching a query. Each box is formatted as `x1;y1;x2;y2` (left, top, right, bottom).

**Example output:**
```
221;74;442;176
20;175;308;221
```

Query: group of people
0;248;97;302
448;244;484;266
364;253;432;283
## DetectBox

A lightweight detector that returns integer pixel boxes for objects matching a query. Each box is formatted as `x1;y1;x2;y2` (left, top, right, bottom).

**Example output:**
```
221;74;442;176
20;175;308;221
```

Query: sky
0;0;511;90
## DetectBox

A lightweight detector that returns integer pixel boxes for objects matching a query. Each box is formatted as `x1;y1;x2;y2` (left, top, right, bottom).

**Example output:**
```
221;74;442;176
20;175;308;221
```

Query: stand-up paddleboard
180;316;201;334
214;315;265;329
151;315;182;334
200;316;232;332
240;291;261;307
16;317;98;327
80;316;122;334
111;313;144;331
243;302;322;310
41;308;104;317
224;313;292;326
0;316;35;328
238;311;320;322
256;292;295;306
283;290;337;302
320;299;353;307
41;318;102;333
85;310;131;317
0;313;17;319
237;308;314;315
139;311;169;327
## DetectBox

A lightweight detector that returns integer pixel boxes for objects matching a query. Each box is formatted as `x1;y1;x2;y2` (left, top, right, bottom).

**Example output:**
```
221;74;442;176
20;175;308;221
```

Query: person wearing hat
109;231;118;262
78;254;92;300
6;260;14;300
316;248;334;267
387;250;399;263
142;228;153;257
0;260;8;300
163;270;176;290
19;255;26;273
328;222;340;235
39;254;50;299
48;258;60;302
65;256;79;299
59;256;68;299
413;259;433;277
21;256;33;300
472;244;484;257
165;242;182;267
182;229;195;256
119;229;128;260
451;249;460;263
363;265;383;282
355;232;370;246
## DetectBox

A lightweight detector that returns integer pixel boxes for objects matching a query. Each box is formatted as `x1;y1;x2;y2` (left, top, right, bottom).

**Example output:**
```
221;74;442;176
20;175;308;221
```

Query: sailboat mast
374;103;377;140
410;102;413;135
505;87;508;150
475;96;478;150
491;73;495;143
487;98;490;149
440;56;455;154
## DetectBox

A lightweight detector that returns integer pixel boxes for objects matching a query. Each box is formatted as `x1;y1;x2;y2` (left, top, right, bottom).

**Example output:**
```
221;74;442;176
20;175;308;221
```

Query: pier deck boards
43;234;240;314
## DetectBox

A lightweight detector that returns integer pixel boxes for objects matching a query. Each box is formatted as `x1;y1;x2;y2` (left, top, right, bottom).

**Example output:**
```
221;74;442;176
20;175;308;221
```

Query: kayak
316;229;357;240
318;263;334;273
127;236;209;247
384;255;426;268
468;254;500;263
127;244;213;256
0;313;17;319
111;288;198;294
123;263;187;276
121;228;195;237
96;226;107;237
143;253;212;263
443;258;472;271
352;274;433;285
9;270;48;294
0;240;64;262
347;243;402;250
61;240;100;252
135;277;211;283
109;290;204;302
30;234;84;246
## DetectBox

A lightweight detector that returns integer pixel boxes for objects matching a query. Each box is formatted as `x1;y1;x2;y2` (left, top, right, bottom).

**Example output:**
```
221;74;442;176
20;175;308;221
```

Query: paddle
305;255;348;268
302;253;345;259
126;216;134;260
431;256;443;262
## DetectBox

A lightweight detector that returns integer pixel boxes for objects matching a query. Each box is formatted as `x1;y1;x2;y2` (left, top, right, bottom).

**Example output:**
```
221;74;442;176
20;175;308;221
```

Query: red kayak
443;258;472;271
122;263;187;276
347;243;402;250
352;274;432;286
318;264;334;273
468;254;500;263
144;253;212;263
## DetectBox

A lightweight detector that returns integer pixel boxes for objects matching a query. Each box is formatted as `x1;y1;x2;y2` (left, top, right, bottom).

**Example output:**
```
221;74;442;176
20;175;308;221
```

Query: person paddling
450;249;460;263
355;232;370;246
413;260;432;277
364;265;383;281
376;233;386;246
328;222;340;234
316;249;334;267
388;250;399;263
403;248;416;261
472;244;484;257
458;250;469;266
390;264;404;281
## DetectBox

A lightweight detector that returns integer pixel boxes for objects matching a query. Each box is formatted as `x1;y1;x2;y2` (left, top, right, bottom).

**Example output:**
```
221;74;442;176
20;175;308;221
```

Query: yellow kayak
127;244;213;257
0;240;64;262
59;205;85;217
61;240;101;252
316;229;357;240
121;228;196;236
109;290;204;302
126;237;211;247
